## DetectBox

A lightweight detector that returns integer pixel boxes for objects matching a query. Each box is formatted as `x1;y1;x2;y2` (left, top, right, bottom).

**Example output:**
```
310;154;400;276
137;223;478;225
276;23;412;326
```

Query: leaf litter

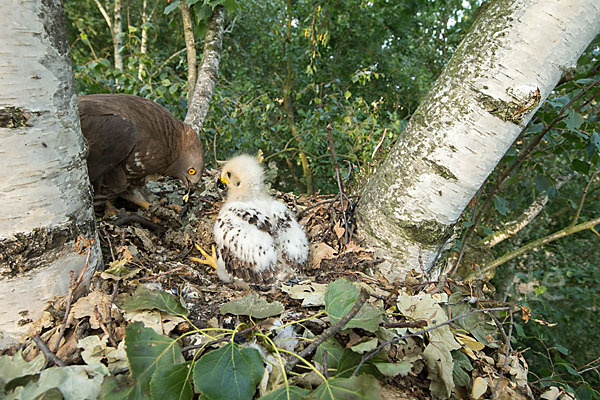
1;174;540;399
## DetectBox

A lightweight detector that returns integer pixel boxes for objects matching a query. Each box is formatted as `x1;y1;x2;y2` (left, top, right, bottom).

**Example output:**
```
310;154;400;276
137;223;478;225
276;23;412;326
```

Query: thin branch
33;335;65;368
52;237;93;353
481;216;600;274
352;307;510;377
481;174;572;248
92;0;112;31
491;311;513;399
286;289;369;373
327;124;349;245
571;171;598;227
181;326;255;353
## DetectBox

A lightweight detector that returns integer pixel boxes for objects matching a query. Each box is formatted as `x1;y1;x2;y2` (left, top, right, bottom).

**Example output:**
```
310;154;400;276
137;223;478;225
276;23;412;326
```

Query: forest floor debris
1;174;562;399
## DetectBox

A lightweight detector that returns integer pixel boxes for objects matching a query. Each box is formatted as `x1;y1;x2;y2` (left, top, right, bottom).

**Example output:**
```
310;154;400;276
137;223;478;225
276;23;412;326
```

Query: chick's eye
226;172;231;178
188;168;196;175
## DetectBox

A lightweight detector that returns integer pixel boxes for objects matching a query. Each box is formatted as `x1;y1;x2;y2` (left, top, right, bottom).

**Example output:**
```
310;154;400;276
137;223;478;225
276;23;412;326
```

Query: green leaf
150;362;193;400
566;110;585;131
554;344;569;355
219;292;284;319
308;375;382;400
350;338;378;354
16;364;109;400
452;350;473;371
315;338;344;371
259;385;310;400
452;361;471;387
344;90;352;100
373;361;412;377
334;349;382;378
121;285;187;315
534;175;553;193
126;322;185;397
324;279;383;332
0;350;45;387
571;159;591;174
493;195;509;216
193;343;264;400
163;0;181;14
452;351;472;387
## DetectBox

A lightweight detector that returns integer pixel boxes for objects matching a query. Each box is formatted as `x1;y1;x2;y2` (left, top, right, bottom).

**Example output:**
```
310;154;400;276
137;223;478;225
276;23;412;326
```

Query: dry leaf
281;282;328;306
454;332;485;351
70;290;112;329
471;376;488;399
333;221;345;239
308;242;337;269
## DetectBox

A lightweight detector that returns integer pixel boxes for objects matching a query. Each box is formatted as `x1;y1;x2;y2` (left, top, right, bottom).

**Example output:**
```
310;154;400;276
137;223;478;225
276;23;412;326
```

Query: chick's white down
213;155;308;284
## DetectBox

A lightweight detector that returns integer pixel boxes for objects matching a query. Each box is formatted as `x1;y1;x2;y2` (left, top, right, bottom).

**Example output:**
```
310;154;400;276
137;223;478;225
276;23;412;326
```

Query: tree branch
481;174;572;248
184;5;225;134
481;216;600;274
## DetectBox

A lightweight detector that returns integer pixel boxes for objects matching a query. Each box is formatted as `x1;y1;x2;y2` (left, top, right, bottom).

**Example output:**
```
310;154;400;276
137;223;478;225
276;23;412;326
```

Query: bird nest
1;173;546;400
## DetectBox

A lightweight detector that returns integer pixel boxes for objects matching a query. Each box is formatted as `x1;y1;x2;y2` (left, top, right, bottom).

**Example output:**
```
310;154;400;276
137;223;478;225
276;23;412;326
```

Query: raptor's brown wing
78;99;137;183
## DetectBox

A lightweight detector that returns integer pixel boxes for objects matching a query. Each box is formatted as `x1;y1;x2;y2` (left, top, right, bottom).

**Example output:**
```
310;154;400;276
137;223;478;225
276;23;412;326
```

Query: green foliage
123;322;186;397
121;285;188;315
219;292;284;318
193;343;264;400
324;279;383;332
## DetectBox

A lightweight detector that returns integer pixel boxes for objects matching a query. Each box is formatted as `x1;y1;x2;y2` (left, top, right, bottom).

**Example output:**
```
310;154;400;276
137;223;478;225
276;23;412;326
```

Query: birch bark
184;5;224;133
356;0;600;281
180;2;197;105
0;0;102;348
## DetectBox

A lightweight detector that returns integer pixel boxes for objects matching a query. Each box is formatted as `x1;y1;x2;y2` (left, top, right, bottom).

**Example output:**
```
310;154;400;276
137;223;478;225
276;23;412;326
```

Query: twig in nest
53;236;94;353
297;194;358;219
326;124;349;246
286;289;369;374
491;310;514;399
33;335;65;367
94;306;117;348
113;209;165;232
181;326;256;354
138;266;190;281
352;306;510;377
382;320;428;329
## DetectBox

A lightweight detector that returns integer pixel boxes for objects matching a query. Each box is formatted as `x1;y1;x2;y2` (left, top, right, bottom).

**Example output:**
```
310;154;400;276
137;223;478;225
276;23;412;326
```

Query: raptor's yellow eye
188;168;196;175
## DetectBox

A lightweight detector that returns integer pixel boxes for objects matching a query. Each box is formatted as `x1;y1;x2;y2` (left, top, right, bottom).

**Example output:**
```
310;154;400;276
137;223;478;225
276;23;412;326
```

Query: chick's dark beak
216;176;226;191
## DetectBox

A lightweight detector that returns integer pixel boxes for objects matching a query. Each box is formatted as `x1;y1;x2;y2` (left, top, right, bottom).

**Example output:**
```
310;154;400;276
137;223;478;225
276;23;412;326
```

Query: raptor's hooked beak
183;178;196;203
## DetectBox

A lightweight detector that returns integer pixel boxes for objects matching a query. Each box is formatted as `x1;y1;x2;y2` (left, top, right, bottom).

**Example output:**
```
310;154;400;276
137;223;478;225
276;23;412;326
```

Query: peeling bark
184;5;224;134
356;0;600;281
0;0;102;348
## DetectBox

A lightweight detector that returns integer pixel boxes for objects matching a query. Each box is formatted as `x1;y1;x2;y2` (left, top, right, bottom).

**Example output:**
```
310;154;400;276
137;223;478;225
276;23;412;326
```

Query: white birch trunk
113;0;123;71
0;0;102;348
138;0;149;80
356;0;600;282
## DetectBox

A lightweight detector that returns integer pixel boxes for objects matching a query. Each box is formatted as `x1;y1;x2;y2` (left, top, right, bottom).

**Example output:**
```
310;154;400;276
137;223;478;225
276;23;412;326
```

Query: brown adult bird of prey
193;155;309;284
78;94;204;209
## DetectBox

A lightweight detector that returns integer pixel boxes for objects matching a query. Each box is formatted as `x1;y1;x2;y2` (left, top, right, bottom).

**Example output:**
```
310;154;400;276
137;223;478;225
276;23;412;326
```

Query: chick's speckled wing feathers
214;198;308;284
